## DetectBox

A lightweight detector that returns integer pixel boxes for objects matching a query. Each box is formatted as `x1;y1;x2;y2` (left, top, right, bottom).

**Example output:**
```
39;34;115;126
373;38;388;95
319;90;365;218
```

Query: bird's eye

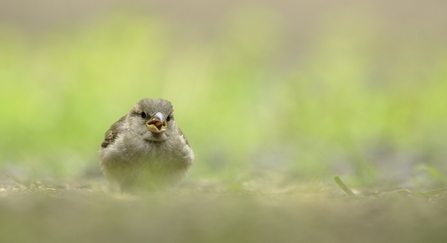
141;112;147;119
166;115;172;122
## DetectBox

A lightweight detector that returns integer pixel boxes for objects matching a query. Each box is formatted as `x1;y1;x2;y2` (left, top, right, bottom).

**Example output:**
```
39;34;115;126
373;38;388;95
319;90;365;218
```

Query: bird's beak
146;112;167;133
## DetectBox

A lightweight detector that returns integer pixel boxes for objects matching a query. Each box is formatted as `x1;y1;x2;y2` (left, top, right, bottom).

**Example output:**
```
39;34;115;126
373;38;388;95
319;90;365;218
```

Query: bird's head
129;98;175;142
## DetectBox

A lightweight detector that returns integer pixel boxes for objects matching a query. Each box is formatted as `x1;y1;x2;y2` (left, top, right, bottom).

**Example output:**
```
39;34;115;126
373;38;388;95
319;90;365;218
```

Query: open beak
146;112;167;133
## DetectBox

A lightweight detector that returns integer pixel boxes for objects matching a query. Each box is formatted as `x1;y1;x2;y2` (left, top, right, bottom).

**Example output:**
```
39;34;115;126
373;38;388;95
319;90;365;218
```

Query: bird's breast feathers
101;128;193;167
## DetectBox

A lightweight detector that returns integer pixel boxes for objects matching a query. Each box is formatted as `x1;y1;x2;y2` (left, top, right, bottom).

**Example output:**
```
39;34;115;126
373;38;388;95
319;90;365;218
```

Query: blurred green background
1;0;447;188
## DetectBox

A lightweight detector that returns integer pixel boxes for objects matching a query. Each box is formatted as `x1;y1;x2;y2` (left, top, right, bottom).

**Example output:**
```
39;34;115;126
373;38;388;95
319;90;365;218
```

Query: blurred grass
1;182;447;243
1;9;447;188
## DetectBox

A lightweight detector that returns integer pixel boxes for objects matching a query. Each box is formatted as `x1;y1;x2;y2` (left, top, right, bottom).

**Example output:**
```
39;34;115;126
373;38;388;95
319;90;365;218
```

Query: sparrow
99;98;194;192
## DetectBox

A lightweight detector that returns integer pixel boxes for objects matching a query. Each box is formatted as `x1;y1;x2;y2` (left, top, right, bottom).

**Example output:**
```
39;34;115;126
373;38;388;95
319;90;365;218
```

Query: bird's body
99;98;193;191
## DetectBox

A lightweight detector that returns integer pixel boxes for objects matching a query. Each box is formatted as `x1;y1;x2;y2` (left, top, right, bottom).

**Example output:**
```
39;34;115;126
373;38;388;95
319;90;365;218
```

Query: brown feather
100;115;126;148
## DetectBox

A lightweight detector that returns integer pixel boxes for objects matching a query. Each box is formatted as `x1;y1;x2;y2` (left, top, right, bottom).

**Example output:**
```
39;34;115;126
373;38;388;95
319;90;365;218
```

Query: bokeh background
1;0;447;189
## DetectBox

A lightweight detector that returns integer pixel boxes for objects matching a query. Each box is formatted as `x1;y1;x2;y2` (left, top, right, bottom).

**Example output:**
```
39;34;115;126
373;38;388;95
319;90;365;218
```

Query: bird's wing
177;127;190;147
101;115;126;148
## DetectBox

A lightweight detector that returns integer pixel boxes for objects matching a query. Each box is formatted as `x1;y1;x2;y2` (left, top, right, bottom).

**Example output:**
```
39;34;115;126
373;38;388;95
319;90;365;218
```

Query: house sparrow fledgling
99;98;194;192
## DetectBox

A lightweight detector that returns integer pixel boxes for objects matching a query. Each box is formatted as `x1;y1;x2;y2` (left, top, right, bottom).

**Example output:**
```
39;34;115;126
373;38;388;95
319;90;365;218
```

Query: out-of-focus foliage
0;3;447;189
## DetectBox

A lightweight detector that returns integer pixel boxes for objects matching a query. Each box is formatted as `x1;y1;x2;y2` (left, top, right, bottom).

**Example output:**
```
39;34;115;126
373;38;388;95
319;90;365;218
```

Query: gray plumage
99;98;194;192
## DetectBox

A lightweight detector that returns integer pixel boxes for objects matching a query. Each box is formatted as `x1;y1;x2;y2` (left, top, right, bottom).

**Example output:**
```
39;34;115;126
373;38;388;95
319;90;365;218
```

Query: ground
1;176;446;243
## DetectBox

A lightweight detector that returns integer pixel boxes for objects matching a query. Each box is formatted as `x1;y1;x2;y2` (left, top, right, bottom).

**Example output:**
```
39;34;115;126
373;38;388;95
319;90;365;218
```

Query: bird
99;98;194;192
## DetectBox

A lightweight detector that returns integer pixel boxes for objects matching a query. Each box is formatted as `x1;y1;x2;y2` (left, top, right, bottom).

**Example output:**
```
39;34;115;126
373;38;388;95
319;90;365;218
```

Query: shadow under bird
99;98;194;192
